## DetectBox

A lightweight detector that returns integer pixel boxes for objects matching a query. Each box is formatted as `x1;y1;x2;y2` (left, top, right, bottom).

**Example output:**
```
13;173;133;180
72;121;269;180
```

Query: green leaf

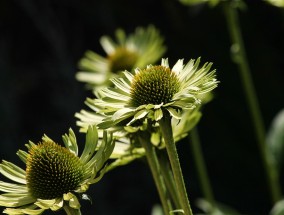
266;109;284;169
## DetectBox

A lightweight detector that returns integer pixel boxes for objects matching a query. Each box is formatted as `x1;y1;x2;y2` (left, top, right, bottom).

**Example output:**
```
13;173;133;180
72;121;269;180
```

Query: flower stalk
138;132;172;215
159;111;193;215
223;1;281;203
159;150;182;210
63;205;82;215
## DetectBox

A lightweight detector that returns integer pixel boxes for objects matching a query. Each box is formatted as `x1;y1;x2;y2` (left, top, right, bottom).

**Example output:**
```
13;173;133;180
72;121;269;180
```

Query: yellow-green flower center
26;141;84;199
130;65;181;106
108;47;138;73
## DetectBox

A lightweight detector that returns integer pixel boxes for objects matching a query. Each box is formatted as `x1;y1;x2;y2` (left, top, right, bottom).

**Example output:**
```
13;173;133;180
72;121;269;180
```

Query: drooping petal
34;199;56;209
0;161;26;184
0;181;28;193
4;207;45;215
0;194;35;207
154;108;163;121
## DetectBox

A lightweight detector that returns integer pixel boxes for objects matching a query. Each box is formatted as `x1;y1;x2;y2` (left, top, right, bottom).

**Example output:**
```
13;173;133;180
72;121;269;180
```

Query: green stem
159;150;182;210
159;111;193;215
224;1;281;203
63;205;82;215
138;132;172;215
189;127;215;210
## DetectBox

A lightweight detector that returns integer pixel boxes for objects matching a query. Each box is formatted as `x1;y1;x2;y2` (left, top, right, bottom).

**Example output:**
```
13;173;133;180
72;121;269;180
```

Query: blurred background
0;0;283;214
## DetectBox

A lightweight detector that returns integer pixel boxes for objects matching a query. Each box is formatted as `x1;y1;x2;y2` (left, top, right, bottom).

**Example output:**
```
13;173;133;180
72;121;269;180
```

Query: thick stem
189;128;215;210
138;132;172;215
159;150;182;210
63;205;82;215
159;111;193;215
224;1;281;203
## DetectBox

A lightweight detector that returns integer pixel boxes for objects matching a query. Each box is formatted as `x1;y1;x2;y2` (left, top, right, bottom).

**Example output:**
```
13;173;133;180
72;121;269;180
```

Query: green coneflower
75;25;166;94
0;126;114;215
90;57;218;130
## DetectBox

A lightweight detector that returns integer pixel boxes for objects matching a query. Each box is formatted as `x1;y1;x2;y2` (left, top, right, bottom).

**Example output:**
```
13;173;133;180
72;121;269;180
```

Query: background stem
159;111;193;215
223;1;281;204
189;127;215;210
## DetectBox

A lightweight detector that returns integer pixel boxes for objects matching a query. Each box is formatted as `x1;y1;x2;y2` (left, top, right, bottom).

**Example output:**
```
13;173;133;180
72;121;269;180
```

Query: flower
0;126;114;214
74;57;217;170
91;57;218;130
75;25;166;94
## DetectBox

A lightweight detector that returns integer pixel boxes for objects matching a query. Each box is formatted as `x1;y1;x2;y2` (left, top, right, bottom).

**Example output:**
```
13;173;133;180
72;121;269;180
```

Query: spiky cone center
108;47;138;73
26;141;84;199
130;65;181;106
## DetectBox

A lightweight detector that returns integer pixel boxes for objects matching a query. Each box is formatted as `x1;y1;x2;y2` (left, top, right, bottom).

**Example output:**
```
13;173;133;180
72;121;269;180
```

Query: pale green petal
78;50;108;73
106;148;145;172
63;193;74;201
112;108;135;121
0;181;28;193
115;28;126;45
0;194;35;207
101;88;131;101
62;128;78;156
4;208;45;215
161;58;169;68
0;161;26;184
76;72;107;85
100;36;116;55
34;199;56;209
21;208;45;215
68;196;81;209
16;150;28;164
134;109;149;120
3;208;25;215
49;198;64;211
97;120;116;130
85;131;114;174
111;78;131;94
80;126;98;164
167;107;182;119
25;141;36;151
110;142;131;158
172;59;184;74
154;109;163;121
178;58;198;82
41;134;53;143
122;71;134;83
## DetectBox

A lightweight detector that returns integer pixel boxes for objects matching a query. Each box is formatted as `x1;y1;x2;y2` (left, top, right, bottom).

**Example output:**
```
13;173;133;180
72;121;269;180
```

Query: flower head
76;25;166;94
0;126;114;214
91;57;218;130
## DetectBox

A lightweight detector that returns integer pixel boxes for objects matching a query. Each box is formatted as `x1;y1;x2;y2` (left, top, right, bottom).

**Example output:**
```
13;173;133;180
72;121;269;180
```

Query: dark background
0;0;284;215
